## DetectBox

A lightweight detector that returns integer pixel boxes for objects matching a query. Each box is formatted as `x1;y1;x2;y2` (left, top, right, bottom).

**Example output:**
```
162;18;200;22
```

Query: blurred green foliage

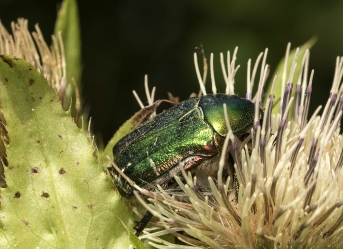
54;0;81;112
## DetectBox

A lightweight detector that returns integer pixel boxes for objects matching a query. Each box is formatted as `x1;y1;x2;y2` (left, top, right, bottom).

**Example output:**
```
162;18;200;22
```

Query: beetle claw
134;211;153;236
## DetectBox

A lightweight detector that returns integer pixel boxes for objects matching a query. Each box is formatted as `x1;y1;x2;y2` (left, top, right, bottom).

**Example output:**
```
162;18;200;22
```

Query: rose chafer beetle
112;93;257;234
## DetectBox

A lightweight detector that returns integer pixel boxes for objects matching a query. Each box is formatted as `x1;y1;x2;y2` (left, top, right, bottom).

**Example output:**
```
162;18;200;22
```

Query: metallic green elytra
112;93;256;197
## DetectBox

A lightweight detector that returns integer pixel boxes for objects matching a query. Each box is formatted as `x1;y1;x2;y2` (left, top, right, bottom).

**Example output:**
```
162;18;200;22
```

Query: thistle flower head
132;44;343;248
0;18;81;124
0;18;70;102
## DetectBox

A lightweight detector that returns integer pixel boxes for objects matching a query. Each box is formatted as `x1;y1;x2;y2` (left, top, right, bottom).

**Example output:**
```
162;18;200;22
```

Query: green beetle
113;94;256;198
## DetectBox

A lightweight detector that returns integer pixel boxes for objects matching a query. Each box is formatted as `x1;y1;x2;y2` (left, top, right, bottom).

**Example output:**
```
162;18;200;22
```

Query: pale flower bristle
0;18;66;99
133;45;343;248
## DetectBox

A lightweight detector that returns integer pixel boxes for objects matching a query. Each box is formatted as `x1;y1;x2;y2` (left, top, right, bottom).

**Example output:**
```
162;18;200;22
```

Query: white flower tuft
0;19;67;98
134;44;343;248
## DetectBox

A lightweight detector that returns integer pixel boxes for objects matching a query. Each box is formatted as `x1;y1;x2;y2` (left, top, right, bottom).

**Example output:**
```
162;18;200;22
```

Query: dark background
1;0;343;145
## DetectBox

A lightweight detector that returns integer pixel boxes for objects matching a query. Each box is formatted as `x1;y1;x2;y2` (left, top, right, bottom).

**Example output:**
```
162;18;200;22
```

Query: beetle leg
134;211;153;236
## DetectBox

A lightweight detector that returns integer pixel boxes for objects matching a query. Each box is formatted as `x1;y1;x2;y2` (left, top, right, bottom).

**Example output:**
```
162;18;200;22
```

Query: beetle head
200;94;256;137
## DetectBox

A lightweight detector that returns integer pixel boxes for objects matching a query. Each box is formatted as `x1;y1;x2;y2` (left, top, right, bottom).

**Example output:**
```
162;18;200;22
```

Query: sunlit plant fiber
0;19;67;98
128;46;343;249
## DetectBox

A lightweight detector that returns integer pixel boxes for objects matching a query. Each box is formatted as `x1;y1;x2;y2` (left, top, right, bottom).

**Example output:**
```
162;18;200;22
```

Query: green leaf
54;0;82;110
0;55;133;248
264;38;316;115
100;117;133;169
129;230;149;249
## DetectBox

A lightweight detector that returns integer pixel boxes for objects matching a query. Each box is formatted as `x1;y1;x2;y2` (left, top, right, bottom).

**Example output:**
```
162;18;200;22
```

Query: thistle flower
0;17;81;121
128;45;343;248
0;18;67;99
